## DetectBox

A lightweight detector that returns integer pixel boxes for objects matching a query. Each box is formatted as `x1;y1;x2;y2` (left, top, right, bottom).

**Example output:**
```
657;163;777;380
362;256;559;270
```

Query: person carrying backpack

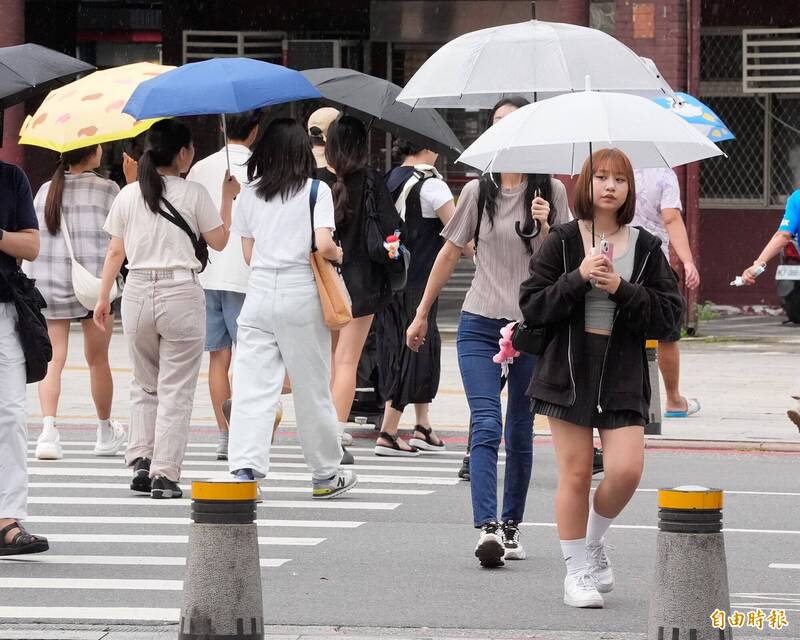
374;139;455;456
406;97;571;568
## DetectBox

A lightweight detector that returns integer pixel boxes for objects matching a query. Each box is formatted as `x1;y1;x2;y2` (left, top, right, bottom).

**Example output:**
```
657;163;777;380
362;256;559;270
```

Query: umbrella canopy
123;57;321;119
0;43;95;110
397;20;675;109
301;68;463;159
19;62;173;153
654;92;735;142
457;90;723;175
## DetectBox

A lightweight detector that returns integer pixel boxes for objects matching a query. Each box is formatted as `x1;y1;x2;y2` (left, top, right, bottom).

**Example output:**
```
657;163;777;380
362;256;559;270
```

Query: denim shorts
205;289;246;351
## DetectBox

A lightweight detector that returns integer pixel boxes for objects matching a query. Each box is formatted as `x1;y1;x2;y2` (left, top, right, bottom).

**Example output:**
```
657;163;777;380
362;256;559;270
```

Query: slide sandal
664;397;701;418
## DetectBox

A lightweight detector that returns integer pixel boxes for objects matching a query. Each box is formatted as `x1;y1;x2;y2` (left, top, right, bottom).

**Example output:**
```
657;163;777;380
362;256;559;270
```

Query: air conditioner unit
183;31;286;64
743;28;800;93
283;39;361;70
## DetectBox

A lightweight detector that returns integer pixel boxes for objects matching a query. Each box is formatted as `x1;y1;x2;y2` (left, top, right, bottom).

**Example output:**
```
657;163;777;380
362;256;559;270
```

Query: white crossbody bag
60;216;120;311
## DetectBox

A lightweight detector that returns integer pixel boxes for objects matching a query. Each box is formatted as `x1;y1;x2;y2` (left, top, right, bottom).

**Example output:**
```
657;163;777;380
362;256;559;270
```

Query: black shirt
0;161;38;300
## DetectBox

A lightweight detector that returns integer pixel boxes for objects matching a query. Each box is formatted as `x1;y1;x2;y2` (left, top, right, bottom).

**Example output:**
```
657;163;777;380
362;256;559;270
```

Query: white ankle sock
42;416;56;432
561;538;588;575
587;506;614;544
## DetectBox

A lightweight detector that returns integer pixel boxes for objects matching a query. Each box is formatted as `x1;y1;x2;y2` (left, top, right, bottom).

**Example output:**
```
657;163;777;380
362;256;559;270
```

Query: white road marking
521;522;800;535
770;563;800;569
22;515;363;528
0;606;179;621
635;488;800;498
0;578;182;590
41;533;323;545
0;555;289;567
27;481;432;496
28;496;399;510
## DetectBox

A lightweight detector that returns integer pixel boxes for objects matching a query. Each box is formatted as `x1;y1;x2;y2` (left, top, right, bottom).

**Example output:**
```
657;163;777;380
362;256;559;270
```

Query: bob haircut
573;148;637;225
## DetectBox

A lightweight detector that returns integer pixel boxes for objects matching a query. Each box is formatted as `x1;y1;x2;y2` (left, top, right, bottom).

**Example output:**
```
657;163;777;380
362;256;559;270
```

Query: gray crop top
585;227;639;332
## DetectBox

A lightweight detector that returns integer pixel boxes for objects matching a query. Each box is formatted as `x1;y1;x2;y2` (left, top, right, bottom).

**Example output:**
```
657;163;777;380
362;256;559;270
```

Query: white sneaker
474;522;505;568
93;420;127;456
35;428;63;460
312;469;358;499
340;431;353;447
587;540;614;593
564;571;604;608
501;521;526;560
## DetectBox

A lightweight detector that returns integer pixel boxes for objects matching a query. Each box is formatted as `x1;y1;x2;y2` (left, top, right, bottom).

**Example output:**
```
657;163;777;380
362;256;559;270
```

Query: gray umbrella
0;43;95;143
300;68;463;159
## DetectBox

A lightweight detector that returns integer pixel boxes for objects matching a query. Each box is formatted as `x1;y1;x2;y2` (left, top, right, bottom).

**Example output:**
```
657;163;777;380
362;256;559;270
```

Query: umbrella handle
515;219;540;239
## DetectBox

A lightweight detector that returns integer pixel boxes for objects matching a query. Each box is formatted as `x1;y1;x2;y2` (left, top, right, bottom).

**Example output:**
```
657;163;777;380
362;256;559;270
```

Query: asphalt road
1;433;799;637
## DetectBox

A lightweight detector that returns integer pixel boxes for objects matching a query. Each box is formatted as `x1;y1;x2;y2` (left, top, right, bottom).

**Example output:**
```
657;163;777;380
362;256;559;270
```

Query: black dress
375;167;446;412
315;167;403;318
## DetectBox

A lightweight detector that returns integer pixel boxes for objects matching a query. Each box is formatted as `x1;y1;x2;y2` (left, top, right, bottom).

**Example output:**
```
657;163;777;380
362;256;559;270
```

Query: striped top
25;172;119;319
442;177;571;321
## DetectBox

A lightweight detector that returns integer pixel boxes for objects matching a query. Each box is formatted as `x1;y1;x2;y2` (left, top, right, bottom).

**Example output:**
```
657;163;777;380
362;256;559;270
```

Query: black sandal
374;431;420;457
409;424;446;452
0;522;49;556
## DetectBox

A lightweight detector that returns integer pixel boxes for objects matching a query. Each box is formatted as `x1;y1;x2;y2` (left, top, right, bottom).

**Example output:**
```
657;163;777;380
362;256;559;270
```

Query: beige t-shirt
442;177;571;321
104;176;222;271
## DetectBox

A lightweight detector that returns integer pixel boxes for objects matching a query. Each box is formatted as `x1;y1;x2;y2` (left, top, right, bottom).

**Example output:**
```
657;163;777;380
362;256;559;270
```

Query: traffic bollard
179;479;263;640
645;339;662;435
648;486;732;640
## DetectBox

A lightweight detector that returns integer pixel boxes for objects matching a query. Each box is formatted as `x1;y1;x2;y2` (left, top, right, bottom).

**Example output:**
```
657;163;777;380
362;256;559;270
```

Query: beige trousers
122;271;205;481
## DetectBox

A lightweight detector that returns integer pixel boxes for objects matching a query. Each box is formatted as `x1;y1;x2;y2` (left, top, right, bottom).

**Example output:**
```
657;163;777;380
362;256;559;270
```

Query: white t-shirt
104;176;222;271
186;144;251;293
418;178;454;219
232;178;335;270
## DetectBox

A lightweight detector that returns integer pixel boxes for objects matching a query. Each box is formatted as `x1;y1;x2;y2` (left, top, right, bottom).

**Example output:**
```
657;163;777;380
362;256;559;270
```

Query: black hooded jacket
519;220;683;416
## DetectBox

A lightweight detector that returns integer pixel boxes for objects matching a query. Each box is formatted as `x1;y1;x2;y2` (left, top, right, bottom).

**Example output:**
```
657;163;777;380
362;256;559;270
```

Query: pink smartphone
600;239;614;261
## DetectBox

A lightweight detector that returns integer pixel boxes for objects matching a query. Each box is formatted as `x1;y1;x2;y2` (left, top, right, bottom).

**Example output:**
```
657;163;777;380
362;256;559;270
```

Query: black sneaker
501;520;526;560
130;457;151;493
151;476;183;499
474;522;505;568
458;455;470;481
592;448;604;475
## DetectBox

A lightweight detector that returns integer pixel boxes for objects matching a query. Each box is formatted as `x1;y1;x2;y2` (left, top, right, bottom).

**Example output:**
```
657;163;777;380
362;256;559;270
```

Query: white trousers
0;302;28;520
228;266;342;480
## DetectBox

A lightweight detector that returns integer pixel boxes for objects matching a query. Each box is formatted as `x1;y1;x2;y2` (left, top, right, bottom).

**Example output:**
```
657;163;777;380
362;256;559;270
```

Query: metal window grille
743;28;800;94
182;31;286;64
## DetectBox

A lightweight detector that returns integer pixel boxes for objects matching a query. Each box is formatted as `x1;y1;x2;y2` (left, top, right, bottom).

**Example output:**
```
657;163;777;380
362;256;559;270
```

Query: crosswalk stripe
0;555;288;567
26;467;459;485
28;497;400;510
22;516;363;528
27;481;433;496
27;458;463;473
42;534;323;545
0;578;182;590
0;606;179;621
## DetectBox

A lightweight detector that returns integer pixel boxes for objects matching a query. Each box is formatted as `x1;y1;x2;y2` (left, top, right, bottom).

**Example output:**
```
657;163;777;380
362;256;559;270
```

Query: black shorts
533;333;646;429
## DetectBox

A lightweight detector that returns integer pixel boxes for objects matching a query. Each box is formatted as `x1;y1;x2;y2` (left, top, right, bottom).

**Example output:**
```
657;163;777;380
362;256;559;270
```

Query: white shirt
232;178;335;270
104;176;222;271
632;168;682;259
418;178;454;219
186;144;251;293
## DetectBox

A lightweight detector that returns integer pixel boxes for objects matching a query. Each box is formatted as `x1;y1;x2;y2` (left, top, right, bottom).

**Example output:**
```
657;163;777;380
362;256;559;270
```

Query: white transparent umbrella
397;20;676;109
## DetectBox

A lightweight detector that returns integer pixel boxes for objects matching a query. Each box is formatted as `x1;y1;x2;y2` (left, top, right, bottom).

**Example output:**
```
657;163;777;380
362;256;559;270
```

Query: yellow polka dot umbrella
18;61;174;153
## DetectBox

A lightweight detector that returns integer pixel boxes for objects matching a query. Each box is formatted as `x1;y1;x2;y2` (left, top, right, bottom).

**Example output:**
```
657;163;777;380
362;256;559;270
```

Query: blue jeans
456;311;537;528
205;289;246;351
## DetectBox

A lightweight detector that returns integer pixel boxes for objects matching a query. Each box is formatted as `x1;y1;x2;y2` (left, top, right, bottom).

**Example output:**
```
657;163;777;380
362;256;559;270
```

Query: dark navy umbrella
301;68;463;159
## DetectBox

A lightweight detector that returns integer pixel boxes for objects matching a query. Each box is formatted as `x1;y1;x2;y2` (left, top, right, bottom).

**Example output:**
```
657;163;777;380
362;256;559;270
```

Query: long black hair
325;115;368;224
44;145;99;235
481;96;556;254
139;119;193;213
247;118;315;202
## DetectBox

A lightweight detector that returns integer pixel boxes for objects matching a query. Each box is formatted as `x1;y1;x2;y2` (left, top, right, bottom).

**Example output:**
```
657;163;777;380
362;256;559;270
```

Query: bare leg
549;417;595;540
209;348;233;431
658;340;685;412
593;426;645;518
331;315;373;422
38;320;70;418
81;316;114;420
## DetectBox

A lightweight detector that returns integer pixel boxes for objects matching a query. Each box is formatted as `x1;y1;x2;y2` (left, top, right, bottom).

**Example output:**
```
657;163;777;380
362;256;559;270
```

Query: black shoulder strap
309;179;320;252
473;179;487;253
158;198;199;250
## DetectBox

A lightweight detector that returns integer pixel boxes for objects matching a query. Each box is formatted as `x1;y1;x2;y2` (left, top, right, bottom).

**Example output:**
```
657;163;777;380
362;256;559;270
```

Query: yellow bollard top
658;485;723;510
645;339;658;349
191;479;258;502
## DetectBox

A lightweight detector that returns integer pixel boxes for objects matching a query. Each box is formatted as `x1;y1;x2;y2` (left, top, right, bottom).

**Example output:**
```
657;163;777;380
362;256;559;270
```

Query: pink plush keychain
492;321;520;378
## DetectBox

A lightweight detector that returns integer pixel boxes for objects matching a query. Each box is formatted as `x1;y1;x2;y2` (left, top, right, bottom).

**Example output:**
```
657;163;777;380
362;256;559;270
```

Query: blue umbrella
653;92;735;142
123;57;321;119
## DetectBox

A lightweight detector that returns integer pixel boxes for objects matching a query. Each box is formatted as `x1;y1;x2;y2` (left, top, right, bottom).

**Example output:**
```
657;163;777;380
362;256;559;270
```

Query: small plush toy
492;321;520;378
384;230;402;260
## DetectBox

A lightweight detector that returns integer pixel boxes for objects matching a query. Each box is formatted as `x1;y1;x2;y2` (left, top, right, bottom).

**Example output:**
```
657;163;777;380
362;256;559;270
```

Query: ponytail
44;145;100;235
325;116;368;224
139;119;193;213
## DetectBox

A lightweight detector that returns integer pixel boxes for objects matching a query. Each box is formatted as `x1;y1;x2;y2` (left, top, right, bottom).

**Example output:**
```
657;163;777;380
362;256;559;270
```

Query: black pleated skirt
375;288;441;413
533;333;646;429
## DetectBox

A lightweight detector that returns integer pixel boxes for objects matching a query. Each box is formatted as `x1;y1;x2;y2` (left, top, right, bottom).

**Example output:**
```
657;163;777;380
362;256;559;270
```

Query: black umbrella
300;68;463;159
0;43;95;142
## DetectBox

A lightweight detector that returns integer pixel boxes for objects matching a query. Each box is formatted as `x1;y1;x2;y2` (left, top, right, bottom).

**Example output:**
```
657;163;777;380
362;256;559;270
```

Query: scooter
776;241;800;324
